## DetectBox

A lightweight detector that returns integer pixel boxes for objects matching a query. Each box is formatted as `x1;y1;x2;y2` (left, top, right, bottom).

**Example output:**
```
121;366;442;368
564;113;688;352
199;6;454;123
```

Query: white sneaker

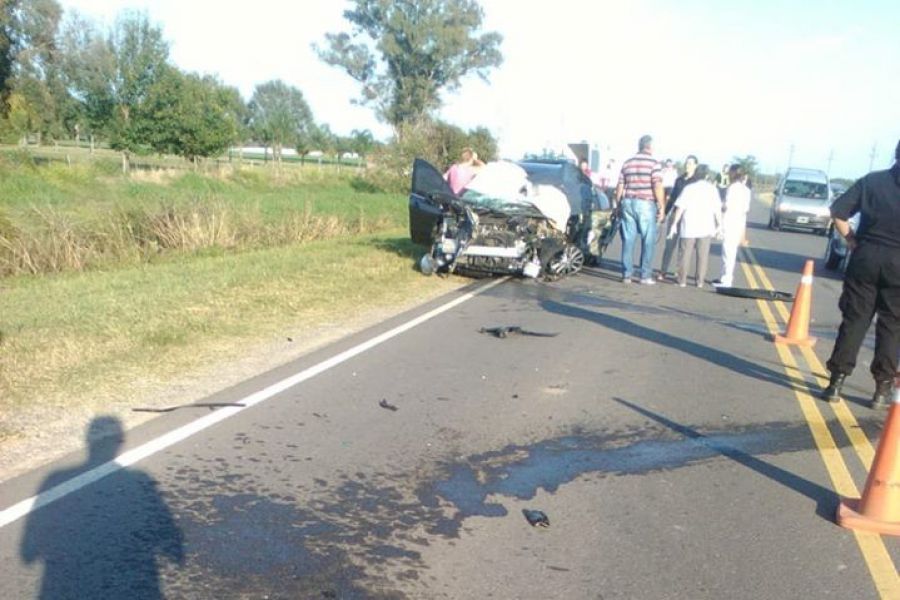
639;278;656;285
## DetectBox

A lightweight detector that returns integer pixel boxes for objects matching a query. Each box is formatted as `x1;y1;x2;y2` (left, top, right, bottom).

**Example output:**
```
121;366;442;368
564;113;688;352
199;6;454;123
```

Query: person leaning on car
821;139;900;409
444;147;485;195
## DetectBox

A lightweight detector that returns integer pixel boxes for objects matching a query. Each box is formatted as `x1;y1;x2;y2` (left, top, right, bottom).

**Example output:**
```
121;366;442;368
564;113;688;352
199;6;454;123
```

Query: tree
465;125;497;161
309;122;336;162
105;11;169;168
60;10;168;169
10;0;70;141
349;128;376;158
58;12;113;143
248;79;313;164
731;155;759;178
0;0;20;116
141;67;242;162
316;0;502;131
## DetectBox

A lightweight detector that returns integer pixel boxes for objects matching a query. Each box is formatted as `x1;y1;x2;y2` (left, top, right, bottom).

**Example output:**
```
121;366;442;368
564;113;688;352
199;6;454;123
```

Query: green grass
0;148;408;276
0;231;463;415
0;147;466;435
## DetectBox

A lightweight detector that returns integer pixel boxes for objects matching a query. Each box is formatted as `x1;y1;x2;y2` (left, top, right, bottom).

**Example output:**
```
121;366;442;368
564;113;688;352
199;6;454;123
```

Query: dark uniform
822;142;900;408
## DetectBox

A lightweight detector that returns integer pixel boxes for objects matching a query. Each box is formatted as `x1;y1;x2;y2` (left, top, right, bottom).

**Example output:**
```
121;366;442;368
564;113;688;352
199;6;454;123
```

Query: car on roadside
408;158;613;279
769;167;833;234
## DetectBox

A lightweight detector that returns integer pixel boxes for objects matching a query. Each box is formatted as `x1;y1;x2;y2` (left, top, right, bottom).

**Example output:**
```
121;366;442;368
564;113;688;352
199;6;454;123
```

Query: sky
57;0;900;179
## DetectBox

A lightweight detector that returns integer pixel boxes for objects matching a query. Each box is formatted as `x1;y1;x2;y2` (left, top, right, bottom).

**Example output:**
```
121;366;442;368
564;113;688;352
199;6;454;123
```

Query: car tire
547;245;585;277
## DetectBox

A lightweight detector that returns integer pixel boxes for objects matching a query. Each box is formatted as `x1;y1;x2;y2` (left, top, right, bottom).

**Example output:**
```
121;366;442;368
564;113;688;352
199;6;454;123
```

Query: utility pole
827;149;834;177
869;143;878;172
787;143;794;170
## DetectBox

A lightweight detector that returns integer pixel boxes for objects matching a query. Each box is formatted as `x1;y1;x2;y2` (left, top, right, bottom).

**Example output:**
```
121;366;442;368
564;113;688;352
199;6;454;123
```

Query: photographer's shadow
20;416;183;599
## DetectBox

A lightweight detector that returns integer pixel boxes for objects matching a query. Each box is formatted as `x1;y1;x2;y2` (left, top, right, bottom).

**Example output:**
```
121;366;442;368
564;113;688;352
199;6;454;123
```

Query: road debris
379;399;399;411
132;402;245;413
479;326;559;339
522;508;550;528
714;287;793;301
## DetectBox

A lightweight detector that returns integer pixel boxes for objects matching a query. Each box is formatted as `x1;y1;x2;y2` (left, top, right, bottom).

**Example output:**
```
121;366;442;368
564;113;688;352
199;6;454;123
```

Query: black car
408;158;613;279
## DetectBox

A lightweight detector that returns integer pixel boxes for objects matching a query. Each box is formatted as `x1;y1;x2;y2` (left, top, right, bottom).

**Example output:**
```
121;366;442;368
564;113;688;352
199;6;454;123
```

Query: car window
783;180;828;199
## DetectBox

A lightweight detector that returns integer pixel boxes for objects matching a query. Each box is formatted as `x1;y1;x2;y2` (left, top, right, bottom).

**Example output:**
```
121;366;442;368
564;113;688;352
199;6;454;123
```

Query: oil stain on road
152;406;879;598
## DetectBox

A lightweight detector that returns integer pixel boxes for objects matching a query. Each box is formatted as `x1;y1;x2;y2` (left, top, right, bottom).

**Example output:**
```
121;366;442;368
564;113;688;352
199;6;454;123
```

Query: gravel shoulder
0;280;466;484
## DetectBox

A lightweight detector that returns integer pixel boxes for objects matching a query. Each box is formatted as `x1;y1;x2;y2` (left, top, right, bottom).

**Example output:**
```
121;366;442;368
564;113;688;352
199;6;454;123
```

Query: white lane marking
0;278;506;529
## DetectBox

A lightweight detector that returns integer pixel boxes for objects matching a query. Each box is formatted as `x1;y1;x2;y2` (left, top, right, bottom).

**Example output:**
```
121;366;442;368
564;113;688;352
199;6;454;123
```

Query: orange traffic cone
836;377;900;535
773;259;816;346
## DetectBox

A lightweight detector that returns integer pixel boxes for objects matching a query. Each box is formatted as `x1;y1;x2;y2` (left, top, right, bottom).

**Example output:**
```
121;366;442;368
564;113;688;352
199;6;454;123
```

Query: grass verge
0;231;465;438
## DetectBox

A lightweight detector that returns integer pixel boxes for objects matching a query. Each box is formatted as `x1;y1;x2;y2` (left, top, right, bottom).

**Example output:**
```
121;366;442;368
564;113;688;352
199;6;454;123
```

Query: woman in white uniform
667;164;722;288
716;165;751;287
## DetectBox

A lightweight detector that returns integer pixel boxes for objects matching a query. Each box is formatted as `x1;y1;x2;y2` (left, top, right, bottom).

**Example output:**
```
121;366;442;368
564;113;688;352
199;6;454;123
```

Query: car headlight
439;238;457;255
776;203;791;213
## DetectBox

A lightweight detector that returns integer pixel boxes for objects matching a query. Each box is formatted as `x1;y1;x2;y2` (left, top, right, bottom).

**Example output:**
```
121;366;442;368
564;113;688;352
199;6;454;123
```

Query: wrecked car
408;158;614;279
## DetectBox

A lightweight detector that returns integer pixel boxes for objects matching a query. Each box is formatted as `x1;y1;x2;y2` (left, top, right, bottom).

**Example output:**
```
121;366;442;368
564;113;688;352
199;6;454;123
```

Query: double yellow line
739;247;899;598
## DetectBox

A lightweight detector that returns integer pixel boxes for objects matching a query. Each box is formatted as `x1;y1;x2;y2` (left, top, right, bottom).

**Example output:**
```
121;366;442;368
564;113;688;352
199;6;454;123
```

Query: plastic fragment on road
378;399;399;412
714;287;794;302
522;508;550;527
479;326;559;338
132;402;246;413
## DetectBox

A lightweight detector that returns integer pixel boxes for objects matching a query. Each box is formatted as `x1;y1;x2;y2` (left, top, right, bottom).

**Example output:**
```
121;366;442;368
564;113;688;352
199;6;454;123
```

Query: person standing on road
657;155;698;281
821;140;900;409
600;158;618;199
716;163;730;202
661;159;678;204
715;164;752;287
615;135;665;284
667;164;722;288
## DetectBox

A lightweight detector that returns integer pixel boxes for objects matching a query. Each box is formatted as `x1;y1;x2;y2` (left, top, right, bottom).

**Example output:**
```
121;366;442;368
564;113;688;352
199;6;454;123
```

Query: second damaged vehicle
408;158;612;279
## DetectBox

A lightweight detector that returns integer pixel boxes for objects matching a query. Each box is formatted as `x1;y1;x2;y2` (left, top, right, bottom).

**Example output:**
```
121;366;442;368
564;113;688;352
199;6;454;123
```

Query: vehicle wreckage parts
714;287;794;301
546;244;585;278
479;326;559;338
421;205;581;279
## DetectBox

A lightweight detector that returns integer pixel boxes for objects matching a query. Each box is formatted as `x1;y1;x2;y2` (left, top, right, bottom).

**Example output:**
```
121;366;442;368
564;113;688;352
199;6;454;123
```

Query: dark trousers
826;243;900;382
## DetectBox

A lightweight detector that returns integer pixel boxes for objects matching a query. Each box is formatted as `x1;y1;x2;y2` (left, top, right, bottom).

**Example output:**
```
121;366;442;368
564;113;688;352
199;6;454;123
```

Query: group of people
613;135;750;288
443;138;900;410
613;134;900;410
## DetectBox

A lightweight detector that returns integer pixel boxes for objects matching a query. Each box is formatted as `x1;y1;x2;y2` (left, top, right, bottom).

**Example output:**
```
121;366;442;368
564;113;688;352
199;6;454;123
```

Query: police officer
822;139;900;408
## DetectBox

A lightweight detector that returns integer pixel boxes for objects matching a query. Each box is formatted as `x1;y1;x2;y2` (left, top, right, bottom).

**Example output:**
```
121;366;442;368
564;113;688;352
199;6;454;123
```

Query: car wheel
823;241;842;270
547;245;585;277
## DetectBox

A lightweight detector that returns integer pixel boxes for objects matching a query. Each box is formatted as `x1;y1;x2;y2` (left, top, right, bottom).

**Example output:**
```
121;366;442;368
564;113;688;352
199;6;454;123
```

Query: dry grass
0;196;397;276
0;233;465;447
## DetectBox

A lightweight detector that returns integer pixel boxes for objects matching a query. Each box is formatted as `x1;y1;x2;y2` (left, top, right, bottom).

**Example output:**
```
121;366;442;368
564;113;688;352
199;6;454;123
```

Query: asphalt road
1;200;898;599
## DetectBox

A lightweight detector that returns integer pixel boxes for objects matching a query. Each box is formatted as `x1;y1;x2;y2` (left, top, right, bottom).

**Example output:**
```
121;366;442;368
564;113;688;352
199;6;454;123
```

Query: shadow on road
540;298;808;393
613;398;838;521
20;416;184;599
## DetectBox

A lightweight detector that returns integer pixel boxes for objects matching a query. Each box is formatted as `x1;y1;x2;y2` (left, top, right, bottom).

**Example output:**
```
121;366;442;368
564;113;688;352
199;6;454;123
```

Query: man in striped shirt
615;135;666;284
